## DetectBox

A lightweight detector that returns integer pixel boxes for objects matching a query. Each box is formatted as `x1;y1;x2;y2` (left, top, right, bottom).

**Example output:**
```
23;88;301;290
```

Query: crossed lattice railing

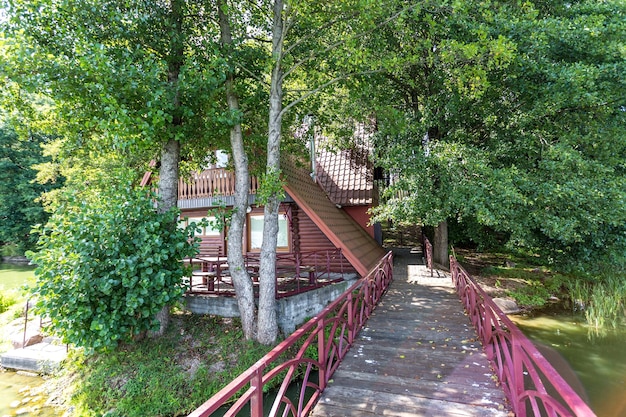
449;253;596;417
187;251;393;417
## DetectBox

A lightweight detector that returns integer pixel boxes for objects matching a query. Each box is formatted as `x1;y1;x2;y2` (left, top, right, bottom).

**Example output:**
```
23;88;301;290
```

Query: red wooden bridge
187;243;595;417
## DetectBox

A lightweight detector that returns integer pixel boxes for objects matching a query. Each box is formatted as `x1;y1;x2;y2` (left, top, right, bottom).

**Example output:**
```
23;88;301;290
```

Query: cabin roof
282;155;385;276
315;142;374;207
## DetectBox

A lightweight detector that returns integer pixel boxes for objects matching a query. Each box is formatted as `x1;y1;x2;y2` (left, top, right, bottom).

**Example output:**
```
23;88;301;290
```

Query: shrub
1;243;22;257
27;181;200;352
0;290;18;314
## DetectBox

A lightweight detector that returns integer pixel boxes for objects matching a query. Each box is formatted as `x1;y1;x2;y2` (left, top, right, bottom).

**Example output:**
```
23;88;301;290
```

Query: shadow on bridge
309;247;511;417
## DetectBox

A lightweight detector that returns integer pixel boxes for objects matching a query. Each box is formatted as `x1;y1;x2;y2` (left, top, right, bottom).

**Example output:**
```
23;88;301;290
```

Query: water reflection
511;309;626;417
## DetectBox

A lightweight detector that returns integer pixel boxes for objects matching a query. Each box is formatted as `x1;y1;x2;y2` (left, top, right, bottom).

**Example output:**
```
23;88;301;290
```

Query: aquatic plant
566;275;626;334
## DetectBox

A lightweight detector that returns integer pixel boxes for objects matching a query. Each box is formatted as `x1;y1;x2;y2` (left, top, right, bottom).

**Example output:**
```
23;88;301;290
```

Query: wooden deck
310;248;512;417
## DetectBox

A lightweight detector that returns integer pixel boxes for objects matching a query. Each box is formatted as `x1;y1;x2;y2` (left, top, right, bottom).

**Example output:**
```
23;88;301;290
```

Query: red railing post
317;319;327;391
347;291;355;345
425;237;433;277
250;369;263;417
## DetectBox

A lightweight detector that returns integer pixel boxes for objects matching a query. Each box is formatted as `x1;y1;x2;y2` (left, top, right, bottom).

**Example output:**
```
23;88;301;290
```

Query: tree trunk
157;139;180;215
152;0;184;337
218;0;257;341
433;220;449;269
257;0;285;345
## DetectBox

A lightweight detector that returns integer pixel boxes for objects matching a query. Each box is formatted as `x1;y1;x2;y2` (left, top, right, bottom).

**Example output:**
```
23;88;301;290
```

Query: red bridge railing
423;235;433;277
449;254;596;417
187;251;393;417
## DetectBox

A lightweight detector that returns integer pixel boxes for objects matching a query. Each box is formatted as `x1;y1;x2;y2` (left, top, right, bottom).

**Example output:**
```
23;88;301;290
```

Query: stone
492;297;521;314
11;332;44;350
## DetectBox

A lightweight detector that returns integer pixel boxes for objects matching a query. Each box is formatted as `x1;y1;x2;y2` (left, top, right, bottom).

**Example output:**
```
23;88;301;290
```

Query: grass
60;312;275;417
0;263;286;416
456;248;563;308
566;276;626;334
0;263;37;352
458;247;626;334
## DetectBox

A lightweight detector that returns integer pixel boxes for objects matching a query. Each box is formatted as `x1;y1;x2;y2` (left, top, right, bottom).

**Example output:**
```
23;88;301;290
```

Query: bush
27;182;200;352
1;243;22;257
0;290;18;314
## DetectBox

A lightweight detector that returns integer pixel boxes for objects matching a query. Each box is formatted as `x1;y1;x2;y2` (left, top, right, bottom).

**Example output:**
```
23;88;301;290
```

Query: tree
217;0;258;341
2;0;230;335
250;0;397;343
338;0;625;272
0;125;60;252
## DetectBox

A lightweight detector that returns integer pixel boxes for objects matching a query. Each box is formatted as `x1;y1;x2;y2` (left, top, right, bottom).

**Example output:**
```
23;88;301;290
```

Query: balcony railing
179;169;259;200
184;250;354;298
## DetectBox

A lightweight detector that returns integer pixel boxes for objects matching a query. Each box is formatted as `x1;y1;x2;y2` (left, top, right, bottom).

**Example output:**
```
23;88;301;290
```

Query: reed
566;275;626;333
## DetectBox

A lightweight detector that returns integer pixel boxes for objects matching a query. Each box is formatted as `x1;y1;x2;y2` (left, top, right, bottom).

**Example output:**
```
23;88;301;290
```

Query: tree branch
283;11;360;57
281;3;420;83
235;62;269;86
280;69;382;118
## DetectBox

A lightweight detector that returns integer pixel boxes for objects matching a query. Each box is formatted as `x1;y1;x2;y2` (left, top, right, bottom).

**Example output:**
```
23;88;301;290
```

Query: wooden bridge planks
310;248;511;417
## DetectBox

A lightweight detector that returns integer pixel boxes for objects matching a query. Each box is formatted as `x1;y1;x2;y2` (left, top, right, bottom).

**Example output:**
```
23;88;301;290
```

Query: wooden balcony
178;169;259;200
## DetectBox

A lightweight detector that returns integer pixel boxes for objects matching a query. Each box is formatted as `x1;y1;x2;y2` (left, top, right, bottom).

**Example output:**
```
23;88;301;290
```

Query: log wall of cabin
181;204;354;273
293;205;353;273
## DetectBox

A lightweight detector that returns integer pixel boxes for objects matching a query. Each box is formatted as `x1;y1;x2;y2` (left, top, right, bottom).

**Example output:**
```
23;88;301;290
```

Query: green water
0;263;35;292
0;371;62;416
511;310;626;417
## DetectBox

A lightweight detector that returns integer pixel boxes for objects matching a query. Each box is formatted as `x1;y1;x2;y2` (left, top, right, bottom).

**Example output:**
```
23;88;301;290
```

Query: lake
511;309;626;417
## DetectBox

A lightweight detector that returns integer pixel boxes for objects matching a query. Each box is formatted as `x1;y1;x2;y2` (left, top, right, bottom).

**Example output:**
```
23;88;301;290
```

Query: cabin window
248;213;289;251
181;216;221;236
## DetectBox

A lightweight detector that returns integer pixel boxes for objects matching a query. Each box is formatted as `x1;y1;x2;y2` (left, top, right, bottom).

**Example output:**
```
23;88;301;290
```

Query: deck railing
179;169;259;200
187;251;393;417
449;254;596;417
186;250;352;298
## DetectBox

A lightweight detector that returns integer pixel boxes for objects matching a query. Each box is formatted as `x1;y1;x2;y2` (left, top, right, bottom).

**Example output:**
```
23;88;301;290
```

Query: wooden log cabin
143;141;386;295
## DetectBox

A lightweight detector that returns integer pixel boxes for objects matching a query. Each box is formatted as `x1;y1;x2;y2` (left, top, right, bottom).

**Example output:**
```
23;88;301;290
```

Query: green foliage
65;314;272;417
504;273;567;309
566;274;626;332
27;181;199;352
1;243;21;257
1;0;232;174
256;167;285;205
0;290;18;314
355;0;626;271
0;126;61;252
205;202;231;234
508;282;551;308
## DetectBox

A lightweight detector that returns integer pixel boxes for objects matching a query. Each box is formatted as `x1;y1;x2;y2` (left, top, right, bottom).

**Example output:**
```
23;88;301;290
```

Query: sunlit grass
0;263;36;352
567;276;626;335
